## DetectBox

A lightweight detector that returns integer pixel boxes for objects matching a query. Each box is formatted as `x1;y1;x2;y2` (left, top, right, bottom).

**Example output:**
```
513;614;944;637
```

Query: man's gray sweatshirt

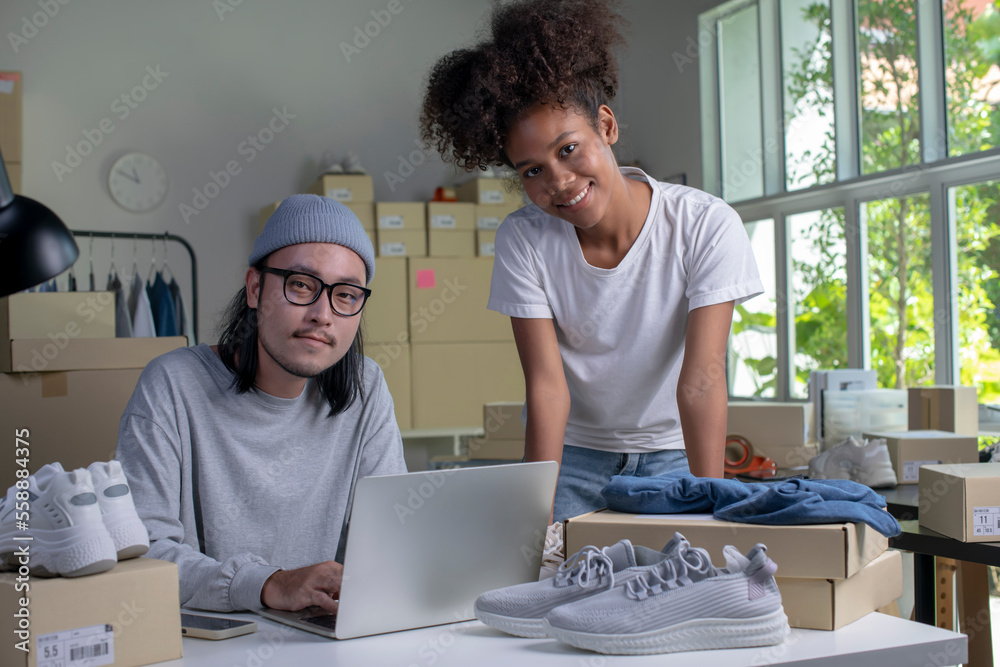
116;344;407;612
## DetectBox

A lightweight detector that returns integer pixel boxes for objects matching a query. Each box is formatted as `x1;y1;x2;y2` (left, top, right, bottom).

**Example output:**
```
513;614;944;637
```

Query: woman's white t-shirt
487;167;764;453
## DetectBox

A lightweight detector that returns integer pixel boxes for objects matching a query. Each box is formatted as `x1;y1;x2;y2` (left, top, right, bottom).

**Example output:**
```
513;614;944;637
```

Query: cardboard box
1;336;187;373
376;202;427;231
0;369;143;481
6;161;20;194
363;257;408;344
408;258;512;343
456;177;524;208
919;463;1000;542
475;203;522;230
0;557;182;667
467;437;524;460
776;549;902;630
863;429;980;485
369;341;412;430
428;230;476;257
308;174;374;202
563;510;888;579
346;202;375;230
0;72;22;163
908;386;979;436
378;229;426;257
0;293;117;340
482;402;525;439
477;229;496;256
428;202;476;230
411;342;524;428
727;402;813;448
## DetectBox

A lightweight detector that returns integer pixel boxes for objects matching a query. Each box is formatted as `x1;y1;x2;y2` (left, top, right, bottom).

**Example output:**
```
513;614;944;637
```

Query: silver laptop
257;461;558;639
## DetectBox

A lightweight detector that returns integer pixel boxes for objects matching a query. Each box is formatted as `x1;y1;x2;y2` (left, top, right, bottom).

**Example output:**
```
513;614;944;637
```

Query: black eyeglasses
259;267;371;317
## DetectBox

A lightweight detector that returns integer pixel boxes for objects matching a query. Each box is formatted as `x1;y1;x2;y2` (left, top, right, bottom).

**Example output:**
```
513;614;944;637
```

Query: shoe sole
103;508;150;560
474;608;548;638
544;607;790;655
0;524;117;577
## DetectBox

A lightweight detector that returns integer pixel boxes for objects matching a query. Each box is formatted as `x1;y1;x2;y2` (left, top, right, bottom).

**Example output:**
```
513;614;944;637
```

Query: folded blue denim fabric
601;473;901;537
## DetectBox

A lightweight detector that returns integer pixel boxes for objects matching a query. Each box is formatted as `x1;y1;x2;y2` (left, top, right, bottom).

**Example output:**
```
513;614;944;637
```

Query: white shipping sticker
902;459;942;482
380;242;406;256
479;242;495;256
430;214;456;229
0;79;14;94
38;623;114;667
326;187;352;202
480;190;504;205
972;506;1000;537
477;216;501;230
379;215;405;229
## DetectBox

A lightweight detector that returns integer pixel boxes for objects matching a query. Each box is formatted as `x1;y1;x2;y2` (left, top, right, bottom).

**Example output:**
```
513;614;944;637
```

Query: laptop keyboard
303;614;338;630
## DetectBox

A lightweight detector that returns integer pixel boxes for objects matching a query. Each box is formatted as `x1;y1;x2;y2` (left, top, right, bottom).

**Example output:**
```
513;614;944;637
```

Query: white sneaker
543;542;790;655
342;150;367;174
0;463;117;577
808;435;897;488
474;534;688;639
88;461;149;560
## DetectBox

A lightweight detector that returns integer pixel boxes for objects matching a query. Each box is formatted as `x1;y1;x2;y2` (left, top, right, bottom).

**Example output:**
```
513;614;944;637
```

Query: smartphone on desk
181;613;257;640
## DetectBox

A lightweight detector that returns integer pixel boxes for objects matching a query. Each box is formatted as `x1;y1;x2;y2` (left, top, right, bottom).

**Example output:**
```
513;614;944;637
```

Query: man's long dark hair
216;261;366;416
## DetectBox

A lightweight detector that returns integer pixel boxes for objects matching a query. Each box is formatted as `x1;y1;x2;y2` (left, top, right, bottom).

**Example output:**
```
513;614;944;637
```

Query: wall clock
108;152;168;213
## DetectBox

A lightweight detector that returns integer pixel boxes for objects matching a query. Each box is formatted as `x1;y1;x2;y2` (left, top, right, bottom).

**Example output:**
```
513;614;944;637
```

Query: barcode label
479;242;495;256
71;642;109;661
326;187;352;202
378;215;405;229
480;191;504;204
902;459;941;482
430;214;456;229
380;242;407;256
973;506;1000;537
477;216;502;230
38;623;114;667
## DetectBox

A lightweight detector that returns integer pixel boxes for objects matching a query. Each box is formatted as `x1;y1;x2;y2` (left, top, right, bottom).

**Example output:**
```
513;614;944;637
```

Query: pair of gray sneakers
474;532;790;655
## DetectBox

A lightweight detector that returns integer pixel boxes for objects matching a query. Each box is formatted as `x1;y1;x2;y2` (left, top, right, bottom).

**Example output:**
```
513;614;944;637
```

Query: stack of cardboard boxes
1;71;21;194
0;295;185;666
725;402;818;471
408;257;523;428
258;175;529;432
0;294;186;480
467;402;526;460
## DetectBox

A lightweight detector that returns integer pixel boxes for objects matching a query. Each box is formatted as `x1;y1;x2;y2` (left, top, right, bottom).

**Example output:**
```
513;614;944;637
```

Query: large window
702;0;1000;407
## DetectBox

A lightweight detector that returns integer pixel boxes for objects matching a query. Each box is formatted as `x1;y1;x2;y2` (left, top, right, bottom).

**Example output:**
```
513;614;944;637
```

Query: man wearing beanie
116;195;406;614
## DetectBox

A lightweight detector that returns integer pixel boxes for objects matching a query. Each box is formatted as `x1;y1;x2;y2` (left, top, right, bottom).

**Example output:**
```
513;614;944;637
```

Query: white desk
162;611;966;666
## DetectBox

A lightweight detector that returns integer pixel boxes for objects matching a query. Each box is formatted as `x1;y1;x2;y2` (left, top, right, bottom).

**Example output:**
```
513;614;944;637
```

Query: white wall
617;0;727;191
0;0;716;343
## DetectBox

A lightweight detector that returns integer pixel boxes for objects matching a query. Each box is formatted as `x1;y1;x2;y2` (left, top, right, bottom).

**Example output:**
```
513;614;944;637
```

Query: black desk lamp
0;147;79;297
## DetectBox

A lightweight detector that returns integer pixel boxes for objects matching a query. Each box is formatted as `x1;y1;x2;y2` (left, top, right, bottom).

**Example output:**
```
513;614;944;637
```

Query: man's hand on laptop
260;561;343;613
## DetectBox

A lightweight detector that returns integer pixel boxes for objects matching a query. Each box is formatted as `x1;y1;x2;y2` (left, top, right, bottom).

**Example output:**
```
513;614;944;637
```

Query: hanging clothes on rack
147;272;178;337
128;272;157;338
106;241;133;338
145;237;178;337
167;277;195;344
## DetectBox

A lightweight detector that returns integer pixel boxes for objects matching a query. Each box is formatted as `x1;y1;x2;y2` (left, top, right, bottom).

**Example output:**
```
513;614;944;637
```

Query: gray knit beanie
249;194;375;283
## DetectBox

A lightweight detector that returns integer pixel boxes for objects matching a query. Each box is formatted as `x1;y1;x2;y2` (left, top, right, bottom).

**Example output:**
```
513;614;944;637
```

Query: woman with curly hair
421;0;764;522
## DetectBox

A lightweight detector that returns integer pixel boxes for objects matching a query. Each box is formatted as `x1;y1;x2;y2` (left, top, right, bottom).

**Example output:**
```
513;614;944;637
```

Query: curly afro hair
420;0;628;172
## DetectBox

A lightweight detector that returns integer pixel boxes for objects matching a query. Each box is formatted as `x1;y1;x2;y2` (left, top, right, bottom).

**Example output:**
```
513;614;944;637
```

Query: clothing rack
70;230;199;341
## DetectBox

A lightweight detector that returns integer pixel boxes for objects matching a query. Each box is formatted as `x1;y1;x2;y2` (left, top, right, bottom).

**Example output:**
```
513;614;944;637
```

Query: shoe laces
624;549;708;601
554;546;615;589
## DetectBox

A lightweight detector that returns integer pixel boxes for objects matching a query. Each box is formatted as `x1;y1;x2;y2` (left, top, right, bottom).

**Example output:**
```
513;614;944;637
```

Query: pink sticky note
416;269;436;289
